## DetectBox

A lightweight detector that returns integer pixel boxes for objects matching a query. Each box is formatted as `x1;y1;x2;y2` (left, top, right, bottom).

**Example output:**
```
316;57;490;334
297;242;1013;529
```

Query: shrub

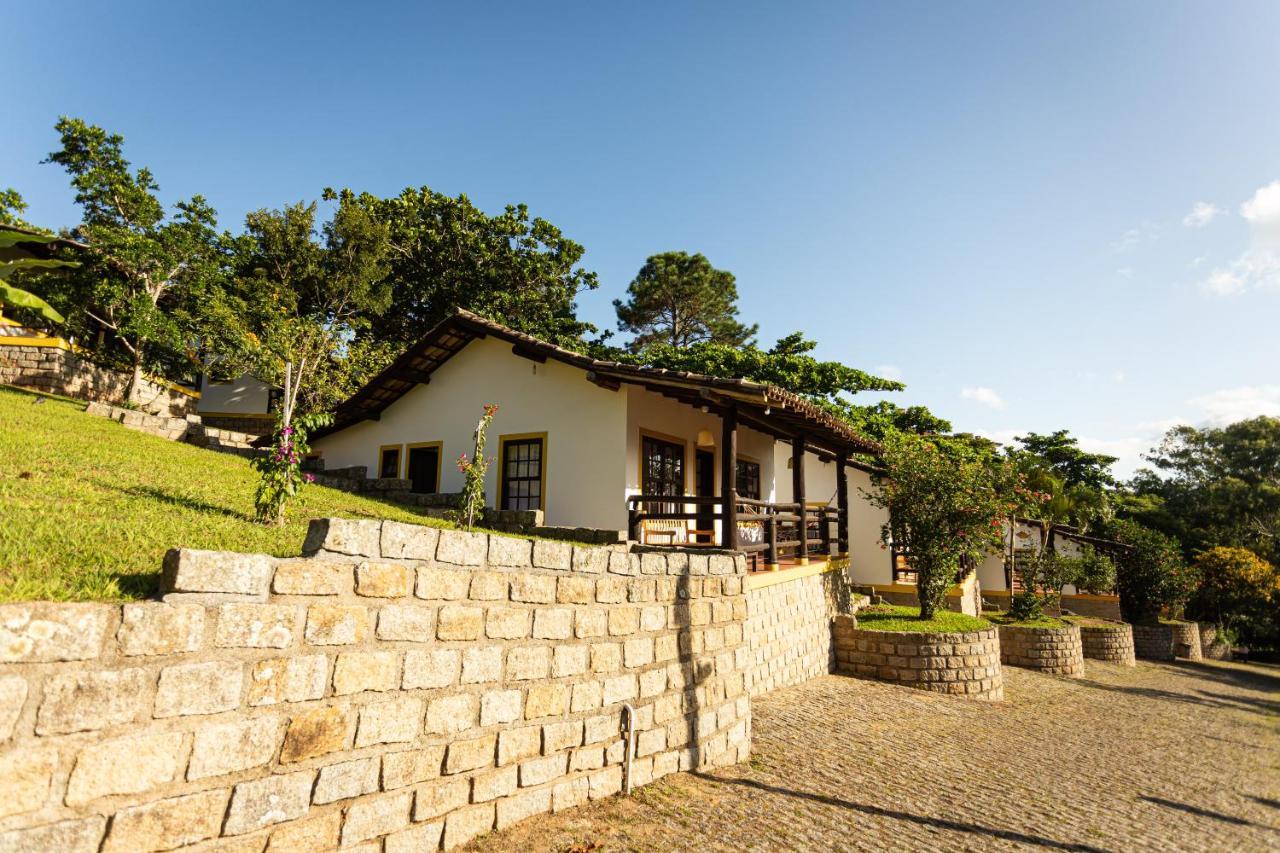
251;411;331;525
1109;519;1198;625
1190;546;1279;648
1067;544;1117;594
455;403;498;530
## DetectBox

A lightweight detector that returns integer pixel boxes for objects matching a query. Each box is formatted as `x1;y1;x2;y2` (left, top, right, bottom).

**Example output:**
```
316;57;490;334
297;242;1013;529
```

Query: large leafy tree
42;118;223;402
1107;518;1198;624
1126;416;1280;565
1013;430;1117;489
338;186;597;352
614;251;757;351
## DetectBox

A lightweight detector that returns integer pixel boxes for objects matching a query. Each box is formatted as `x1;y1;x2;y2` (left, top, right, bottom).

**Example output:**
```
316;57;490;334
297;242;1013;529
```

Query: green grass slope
0;385;443;601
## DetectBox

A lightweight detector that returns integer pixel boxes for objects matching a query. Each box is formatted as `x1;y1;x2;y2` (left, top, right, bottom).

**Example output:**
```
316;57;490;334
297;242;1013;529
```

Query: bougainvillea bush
251;412;331;525
455;403;498;530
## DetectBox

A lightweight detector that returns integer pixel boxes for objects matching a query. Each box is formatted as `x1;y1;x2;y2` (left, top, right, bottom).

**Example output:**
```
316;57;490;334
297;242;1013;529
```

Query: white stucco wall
311;336;629;530
198;372;273;415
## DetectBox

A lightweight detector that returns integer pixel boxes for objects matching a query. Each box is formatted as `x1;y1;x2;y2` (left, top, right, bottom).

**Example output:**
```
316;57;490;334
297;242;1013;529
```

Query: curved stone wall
997;624;1085;676
1169;621;1203;660
1078;623;1135;666
1198;623;1232;661
1131;624;1174;661
832;616;1003;700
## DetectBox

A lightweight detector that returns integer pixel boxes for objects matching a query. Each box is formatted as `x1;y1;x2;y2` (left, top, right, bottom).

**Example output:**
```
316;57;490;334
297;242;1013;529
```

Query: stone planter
1078;623;1136;666
1198;623;1232;661
1131;624;1174;661
832;615;1003;700
1169;621;1203;660
997;624;1085;676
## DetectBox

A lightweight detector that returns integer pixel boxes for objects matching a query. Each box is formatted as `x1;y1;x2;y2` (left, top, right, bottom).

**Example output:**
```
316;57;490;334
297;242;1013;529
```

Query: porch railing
626;494;843;568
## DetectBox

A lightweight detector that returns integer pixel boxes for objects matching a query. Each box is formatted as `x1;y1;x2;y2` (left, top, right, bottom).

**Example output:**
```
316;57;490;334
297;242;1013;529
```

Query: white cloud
961;386;1005;409
1200;180;1280;296
1187;385;1280;426
1182;201;1225;228
1111;221;1161;253
874;364;903;381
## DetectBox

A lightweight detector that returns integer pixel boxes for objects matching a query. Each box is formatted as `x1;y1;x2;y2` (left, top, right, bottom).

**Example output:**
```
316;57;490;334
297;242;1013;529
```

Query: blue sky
7;1;1279;477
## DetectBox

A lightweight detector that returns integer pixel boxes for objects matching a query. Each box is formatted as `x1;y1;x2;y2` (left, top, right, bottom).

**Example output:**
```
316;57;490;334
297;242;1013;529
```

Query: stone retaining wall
0;520;749;851
1197;623;1232;661
1078;623;1136;666
997;624;1085;676
831;616;1003;700
1131;624;1174;661
85;402;263;457
744;562;864;698
1169;621;1203;661
0;344;196;418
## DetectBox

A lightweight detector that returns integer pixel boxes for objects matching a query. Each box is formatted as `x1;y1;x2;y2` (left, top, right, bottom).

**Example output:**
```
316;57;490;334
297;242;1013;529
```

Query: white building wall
199;372;273;415
311;336;628;531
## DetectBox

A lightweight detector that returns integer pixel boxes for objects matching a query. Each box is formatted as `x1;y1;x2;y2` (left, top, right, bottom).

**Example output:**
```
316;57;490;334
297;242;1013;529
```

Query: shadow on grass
90;480;253;522
692;774;1106;851
114;571;161;600
1138;796;1266;829
1174;659;1280;692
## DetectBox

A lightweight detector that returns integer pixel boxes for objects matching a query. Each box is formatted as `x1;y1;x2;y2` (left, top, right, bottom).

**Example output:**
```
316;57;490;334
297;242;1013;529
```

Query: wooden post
628;503;641;544
792;435;807;564
766;515;778;570
836;457;849;555
721;404;738;550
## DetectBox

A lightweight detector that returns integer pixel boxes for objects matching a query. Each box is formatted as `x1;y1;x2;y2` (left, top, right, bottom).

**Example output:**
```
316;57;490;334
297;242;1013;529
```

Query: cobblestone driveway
472;660;1279;851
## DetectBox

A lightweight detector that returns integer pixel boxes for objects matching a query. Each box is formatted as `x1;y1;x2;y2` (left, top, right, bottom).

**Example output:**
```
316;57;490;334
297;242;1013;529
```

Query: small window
500;436;545;511
407;443;442;494
735;459;761;501
378;445;402;479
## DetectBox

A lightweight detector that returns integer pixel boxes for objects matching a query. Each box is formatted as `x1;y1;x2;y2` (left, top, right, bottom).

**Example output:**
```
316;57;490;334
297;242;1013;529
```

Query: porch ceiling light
696;429;715;447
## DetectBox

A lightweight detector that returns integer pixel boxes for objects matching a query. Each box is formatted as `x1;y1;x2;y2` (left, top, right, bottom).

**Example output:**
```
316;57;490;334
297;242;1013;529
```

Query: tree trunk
125;350;145;406
919;599;936;620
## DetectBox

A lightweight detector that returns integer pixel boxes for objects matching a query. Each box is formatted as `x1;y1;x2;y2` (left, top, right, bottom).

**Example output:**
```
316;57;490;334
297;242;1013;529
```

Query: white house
311;309;893;581
197;372;279;433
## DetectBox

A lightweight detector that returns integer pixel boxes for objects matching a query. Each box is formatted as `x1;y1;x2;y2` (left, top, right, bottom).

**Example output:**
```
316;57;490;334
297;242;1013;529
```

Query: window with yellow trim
378;446;402;479
500;437;544;511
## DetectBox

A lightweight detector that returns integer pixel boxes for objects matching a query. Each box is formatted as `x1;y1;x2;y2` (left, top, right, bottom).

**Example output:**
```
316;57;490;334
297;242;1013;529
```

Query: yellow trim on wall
638;428;690;496
406;440;444;493
745;555;848;591
197;411;276;419
497;431;548;512
378;443;404;479
0;335;72;350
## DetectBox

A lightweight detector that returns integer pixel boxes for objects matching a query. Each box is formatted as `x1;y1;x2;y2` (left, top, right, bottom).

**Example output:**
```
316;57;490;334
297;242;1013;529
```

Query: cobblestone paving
471;660;1280;851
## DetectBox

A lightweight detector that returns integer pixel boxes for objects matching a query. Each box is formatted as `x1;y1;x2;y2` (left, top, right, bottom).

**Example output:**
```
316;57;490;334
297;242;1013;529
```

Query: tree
867;433;1020;619
43;118;223;403
1014;430;1117;489
1127;417;1280;565
1190;546;1279;646
339;186;597;354
614;251;757;351
1108;518;1198;625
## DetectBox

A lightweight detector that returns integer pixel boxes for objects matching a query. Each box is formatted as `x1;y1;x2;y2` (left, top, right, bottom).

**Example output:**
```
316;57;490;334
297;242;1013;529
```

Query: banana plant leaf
0;280;65;324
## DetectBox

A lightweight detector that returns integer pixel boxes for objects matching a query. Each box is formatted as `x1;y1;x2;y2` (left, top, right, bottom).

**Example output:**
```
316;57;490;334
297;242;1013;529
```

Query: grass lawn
0;385;450;601
990;612;1069;628
855;603;991;633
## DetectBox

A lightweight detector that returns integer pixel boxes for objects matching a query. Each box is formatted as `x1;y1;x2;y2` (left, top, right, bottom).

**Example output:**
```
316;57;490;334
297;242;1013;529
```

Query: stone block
445;733;497;774
376;604;436;641
0;602;113;662
543;719;584;753
188;715;283;779
248;654;327;706
356;561;414;597
533;539;572;570
161;549;273;598
0;817;106;853
102;788;230;853
280;705;355;763
413;777;470;821
472;765;518;802
425;693;477;736
552;777;590;813
496;787;552;830
572;546;610;575
457;646;503;684
37;667;149;734
357;696;423;746
486;606;531;639
608;607;639;635
602;674;638;705
488;535;533;567
66;731;186;805
525;683;568;718
272;559;350;595
596;576;628;603
302;518;381;558
639;667;667;697
404;648;461;689
0;750;55;819
607;550;635;576
0;675;26;741
117;603;204;655
589;765;623;799
576;609;607;638
437;605;485;640
553;644;589;677
377;823;440;853
224;770;315;835
315;757;380;804
571;680;603;713
533;607;573;640
470;571;509;601
304;604;368;645
481;689;524;726
436;529;488;566
591;643;621;673
155;659;242;717
624;636;654;668
216;603;300;648
498;725;541;766
640;605;667;631
381;520;439;560
557;575;594;604
520;752;568;787
510;573;557;604
332;650;400;694
267;811;341;852
416;566;472;601
443;803;495;849
382;745;445;789
507;645;552;680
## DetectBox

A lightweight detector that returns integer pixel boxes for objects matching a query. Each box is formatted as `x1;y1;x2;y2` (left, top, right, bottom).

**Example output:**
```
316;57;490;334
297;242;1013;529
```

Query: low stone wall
1078;623;1136;666
0;520;749;851
997;624;1085;677
0;343;196;418
1131;624;1174;661
1169;621;1203;661
199;414;275;436
85;402;263;457
1198;623;1232;661
832;616;1003;701
1059;594;1122;621
744;561;865;698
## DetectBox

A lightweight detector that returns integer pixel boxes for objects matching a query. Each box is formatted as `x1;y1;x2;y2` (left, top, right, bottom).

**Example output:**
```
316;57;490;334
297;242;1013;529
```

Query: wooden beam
390;367;432;384
721;403;739;550
792;435;807;564
836;457;849;555
585;371;620;392
512;344;547;363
